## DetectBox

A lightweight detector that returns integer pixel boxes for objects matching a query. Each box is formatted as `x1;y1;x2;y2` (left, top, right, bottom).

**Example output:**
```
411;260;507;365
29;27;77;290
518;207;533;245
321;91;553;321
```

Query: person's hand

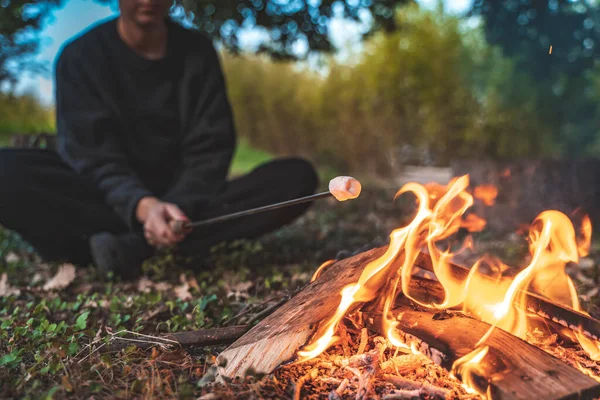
136;197;189;248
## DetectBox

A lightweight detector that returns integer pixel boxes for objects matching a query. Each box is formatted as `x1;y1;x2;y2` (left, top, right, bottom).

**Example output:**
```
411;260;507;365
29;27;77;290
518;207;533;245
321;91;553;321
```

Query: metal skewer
171;191;332;234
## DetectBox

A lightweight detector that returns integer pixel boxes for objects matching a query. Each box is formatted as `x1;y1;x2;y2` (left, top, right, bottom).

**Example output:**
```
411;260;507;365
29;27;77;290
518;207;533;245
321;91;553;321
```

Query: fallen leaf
154;282;171;292
0;273;20;297
93;325;103;344
174;281;192;301
188;276;200;291
62;375;73;392
5;252;19;263
43;264;76;291
137;276;154;293
174;274;197;301
232;281;253;292
157;349;188;363
30;273;43;286
227;280;253;299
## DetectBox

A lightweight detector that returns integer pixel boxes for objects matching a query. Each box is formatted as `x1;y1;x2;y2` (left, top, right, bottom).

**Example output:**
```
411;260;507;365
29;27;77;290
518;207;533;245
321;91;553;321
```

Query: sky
12;0;472;107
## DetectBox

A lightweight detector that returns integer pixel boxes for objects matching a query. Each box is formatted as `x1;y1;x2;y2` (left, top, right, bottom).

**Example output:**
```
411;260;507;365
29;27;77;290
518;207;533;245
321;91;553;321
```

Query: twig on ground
338;322;351;357
381;354;431;375
101;326;249;353
245;296;290;325
383;374;449;399
293;367;319;400
224;303;252;326
357;328;368;355
383;389;425;399
329;378;349;400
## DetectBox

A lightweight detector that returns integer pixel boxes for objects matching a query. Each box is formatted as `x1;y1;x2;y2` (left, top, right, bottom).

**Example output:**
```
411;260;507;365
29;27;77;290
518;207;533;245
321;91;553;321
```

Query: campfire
217;175;600;399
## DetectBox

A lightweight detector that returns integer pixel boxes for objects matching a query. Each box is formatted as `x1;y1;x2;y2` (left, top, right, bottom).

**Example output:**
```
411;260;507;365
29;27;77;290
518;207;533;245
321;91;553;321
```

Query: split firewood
218;247;387;378
369;307;600;399
414;249;600;342
219;246;600;377
217;245;600;399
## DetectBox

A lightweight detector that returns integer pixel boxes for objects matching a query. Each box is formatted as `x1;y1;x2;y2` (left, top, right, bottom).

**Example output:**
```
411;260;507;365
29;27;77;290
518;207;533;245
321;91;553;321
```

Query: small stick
329;378;349;400
102;325;249;353
293;367;319;400
383;389;427;399
381;354;431;375
338;322;351;357
357;328;369;354
383;374;449;399
245;296;290;325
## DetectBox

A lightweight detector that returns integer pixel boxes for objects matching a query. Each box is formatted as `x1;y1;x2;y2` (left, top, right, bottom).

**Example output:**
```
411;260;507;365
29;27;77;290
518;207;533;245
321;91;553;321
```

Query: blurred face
119;0;172;29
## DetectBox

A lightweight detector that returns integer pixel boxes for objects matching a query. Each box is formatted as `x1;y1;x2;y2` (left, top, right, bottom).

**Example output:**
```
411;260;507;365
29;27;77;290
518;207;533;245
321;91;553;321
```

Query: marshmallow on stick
171;176;362;235
329;176;362;201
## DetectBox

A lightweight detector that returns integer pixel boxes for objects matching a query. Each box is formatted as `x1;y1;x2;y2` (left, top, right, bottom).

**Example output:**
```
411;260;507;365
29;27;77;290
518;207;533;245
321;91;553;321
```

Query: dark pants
0;148;318;266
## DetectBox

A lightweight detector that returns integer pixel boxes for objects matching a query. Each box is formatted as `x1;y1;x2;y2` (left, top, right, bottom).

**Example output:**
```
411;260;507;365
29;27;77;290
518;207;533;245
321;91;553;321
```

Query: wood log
413;250;600;342
368;306;600;400
218;245;600;381
217;247;387;378
103;325;249;353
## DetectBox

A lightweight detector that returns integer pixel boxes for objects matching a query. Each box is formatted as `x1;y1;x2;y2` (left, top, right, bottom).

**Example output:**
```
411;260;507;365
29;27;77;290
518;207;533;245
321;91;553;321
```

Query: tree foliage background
0;0;599;175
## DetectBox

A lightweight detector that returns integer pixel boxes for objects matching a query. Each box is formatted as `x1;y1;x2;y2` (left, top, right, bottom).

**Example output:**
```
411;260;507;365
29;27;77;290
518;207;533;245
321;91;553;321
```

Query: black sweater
55;17;236;231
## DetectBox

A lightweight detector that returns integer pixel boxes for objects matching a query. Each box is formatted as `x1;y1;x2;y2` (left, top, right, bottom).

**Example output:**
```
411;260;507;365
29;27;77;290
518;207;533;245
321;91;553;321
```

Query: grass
229;139;273;176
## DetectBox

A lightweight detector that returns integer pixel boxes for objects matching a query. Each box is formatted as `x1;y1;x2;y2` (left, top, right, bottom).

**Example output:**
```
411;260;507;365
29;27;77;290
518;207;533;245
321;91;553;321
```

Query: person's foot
89;232;154;280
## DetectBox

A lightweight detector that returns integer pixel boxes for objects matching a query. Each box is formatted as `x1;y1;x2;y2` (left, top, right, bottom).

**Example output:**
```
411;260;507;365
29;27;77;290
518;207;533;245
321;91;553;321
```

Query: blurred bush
0;92;54;140
222;3;591;176
2;2;597;178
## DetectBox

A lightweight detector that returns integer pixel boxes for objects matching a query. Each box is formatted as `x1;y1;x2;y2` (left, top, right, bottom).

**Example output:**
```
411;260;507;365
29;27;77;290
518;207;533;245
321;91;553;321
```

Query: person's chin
135;14;164;29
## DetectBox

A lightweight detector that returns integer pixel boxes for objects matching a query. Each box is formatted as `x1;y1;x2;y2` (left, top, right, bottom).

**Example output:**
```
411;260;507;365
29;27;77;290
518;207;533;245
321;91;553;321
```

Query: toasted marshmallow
328;176;361;201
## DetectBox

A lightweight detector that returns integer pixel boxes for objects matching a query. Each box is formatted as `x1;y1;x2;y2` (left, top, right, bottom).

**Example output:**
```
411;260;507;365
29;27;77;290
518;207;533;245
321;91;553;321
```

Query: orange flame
451;346;490;396
461;213;487;232
311;260;335;283
473;184;498;206
578;215;592;258
299;174;599;391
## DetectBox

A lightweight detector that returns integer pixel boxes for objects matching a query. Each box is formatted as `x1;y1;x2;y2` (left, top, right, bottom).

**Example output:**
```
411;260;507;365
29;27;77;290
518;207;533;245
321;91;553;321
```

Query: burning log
218;247;600;381
217;247;387;379
368;307;600;399
413;250;600;342
218;174;600;398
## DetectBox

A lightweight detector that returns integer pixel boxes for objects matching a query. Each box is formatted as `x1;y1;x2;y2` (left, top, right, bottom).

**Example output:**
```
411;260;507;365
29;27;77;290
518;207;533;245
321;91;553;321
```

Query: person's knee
280;157;319;195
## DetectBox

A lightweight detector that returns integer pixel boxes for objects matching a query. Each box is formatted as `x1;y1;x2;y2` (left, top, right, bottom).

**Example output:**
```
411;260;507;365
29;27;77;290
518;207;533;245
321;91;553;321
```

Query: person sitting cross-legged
0;0;318;280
